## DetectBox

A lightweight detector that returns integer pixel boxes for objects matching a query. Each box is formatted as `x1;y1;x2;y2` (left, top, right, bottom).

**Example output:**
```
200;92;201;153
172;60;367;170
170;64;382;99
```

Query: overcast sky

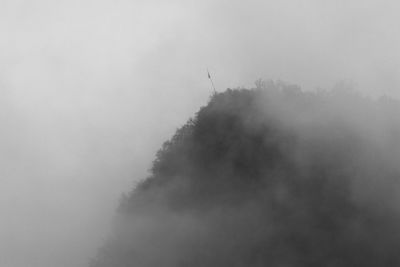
1;0;400;266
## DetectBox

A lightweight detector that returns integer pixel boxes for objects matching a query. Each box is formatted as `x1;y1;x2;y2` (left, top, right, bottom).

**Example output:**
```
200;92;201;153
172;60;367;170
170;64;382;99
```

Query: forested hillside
91;81;400;267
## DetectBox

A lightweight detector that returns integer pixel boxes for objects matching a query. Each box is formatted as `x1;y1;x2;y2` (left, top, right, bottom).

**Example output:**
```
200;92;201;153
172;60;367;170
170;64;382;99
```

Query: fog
2;0;400;266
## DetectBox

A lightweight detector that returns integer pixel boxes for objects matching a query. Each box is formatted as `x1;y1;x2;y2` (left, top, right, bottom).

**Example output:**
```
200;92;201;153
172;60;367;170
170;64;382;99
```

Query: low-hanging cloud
3;1;400;266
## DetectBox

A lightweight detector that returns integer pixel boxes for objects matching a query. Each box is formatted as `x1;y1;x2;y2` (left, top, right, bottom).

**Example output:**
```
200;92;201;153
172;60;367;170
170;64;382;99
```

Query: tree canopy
91;81;400;267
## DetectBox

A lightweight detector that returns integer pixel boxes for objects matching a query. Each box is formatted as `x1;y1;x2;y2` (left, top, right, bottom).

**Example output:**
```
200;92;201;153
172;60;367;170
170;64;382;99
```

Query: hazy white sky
1;0;400;266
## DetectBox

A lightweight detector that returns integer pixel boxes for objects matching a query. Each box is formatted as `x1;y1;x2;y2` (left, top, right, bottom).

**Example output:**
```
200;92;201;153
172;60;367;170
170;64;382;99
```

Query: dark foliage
91;81;400;267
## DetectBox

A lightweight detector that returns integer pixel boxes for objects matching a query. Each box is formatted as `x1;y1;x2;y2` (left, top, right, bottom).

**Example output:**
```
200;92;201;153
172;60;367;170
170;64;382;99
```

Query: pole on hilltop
207;69;216;95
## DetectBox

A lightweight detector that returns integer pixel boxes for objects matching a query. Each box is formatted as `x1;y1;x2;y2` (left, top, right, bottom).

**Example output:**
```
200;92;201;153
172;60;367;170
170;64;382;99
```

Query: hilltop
91;81;400;267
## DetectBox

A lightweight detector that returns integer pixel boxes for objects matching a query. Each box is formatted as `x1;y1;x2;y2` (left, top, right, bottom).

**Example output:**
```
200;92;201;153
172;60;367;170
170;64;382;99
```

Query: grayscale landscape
2;1;400;266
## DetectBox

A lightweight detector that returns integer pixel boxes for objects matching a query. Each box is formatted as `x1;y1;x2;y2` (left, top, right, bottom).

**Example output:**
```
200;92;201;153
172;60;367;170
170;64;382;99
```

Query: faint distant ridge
91;81;400;267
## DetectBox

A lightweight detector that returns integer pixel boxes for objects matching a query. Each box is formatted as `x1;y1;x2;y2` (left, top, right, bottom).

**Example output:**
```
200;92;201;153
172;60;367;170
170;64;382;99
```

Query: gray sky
1;0;400;266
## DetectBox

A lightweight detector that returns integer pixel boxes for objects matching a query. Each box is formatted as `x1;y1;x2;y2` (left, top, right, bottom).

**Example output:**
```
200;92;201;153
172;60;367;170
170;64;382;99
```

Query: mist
2;0;400;266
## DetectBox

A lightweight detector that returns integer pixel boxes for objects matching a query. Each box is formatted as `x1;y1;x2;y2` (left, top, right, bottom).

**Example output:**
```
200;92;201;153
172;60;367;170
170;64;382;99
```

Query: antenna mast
207;69;216;94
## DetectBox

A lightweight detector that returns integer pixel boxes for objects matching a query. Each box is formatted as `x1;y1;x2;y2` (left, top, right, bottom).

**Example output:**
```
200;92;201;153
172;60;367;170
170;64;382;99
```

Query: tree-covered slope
91;82;400;267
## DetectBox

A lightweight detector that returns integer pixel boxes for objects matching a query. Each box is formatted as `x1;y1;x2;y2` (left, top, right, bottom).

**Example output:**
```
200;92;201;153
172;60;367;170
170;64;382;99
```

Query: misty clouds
2;0;400;266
